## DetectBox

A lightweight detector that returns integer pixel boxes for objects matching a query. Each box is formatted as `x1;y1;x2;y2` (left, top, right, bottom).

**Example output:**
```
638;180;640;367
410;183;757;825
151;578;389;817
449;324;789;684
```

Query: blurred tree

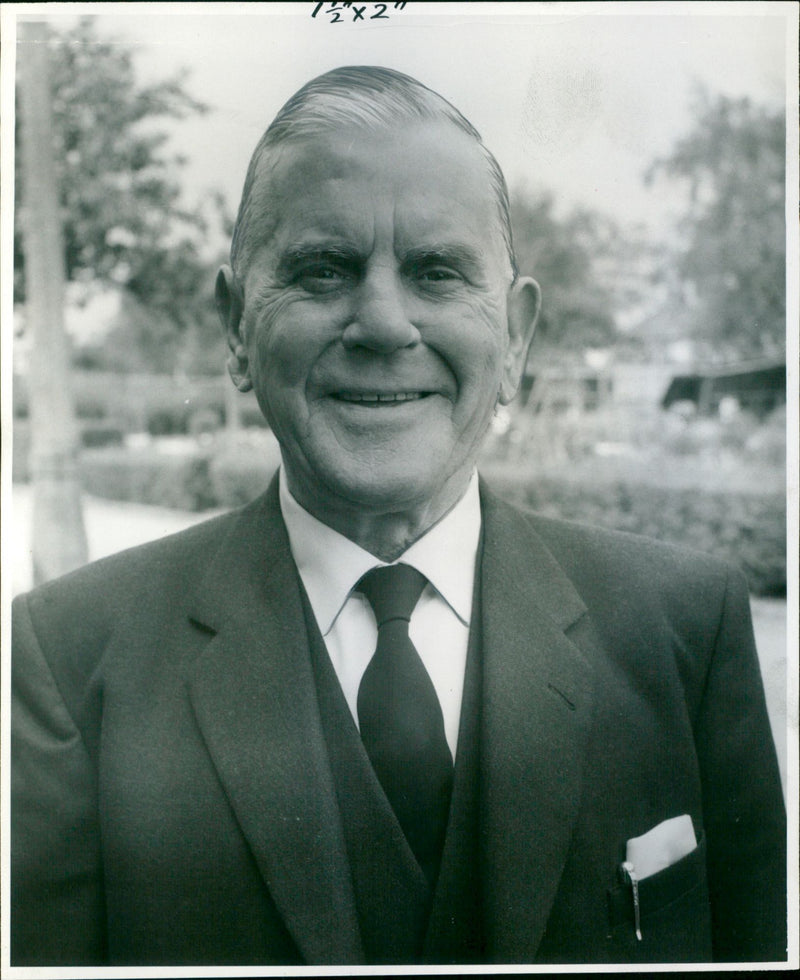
510;191;623;354
646;88;785;360
15;16;227;374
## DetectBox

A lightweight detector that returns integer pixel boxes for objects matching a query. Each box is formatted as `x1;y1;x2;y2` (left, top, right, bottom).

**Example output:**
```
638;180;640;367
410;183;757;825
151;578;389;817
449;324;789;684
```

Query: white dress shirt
279;469;482;759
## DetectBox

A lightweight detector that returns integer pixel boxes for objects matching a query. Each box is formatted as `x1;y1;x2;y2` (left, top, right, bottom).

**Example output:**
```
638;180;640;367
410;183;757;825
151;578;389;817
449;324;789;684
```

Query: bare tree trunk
18;20;88;584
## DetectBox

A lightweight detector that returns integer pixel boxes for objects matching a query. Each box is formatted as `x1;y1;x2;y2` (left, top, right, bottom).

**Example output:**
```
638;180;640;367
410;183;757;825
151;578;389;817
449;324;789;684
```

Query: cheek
435;297;509;404
245;295;314;393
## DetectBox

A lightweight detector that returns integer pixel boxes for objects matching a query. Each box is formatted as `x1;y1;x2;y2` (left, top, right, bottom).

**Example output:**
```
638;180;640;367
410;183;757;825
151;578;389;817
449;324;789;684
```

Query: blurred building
662;358;786;418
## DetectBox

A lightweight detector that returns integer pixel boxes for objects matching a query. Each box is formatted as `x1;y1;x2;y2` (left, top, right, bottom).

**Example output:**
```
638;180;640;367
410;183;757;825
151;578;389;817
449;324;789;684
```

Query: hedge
13;370;266;436
69;441;786;598
77;433;283;513
484;469;786;598
79;447;220;512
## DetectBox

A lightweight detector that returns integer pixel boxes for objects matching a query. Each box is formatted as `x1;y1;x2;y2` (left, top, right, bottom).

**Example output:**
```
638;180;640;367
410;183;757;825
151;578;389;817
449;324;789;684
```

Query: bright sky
17;1;789;239
9;1;793;240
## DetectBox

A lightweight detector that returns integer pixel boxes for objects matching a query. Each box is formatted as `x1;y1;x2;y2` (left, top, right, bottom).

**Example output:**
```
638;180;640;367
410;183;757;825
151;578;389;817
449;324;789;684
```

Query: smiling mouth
332;391;432;404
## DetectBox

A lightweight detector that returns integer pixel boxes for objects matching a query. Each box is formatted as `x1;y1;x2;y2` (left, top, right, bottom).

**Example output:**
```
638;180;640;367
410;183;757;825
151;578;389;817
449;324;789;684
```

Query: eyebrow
274;240;487;282
276;242;362;276
401;243;485;275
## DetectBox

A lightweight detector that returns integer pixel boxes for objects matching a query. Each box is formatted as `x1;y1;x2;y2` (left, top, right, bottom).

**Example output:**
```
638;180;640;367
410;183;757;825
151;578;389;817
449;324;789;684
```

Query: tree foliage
15;17;227;374
646;88;785;359
511;191;623;354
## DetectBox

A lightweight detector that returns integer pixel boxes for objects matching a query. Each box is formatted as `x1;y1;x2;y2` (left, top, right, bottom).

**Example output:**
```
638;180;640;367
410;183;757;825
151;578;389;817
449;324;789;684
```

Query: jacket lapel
479;484;594;962
185;480;363;964
181;476;595;964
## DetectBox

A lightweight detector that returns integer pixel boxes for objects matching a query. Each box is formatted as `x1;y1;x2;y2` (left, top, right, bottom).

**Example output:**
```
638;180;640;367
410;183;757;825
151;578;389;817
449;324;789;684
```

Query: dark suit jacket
11;478;786;965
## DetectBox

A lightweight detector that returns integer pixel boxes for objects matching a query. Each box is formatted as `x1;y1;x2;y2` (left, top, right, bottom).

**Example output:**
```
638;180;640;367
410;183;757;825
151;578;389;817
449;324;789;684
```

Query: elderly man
11;67;785;966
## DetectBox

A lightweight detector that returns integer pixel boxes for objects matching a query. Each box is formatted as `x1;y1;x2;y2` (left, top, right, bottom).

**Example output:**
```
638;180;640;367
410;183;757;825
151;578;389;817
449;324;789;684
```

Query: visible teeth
338;392;424;403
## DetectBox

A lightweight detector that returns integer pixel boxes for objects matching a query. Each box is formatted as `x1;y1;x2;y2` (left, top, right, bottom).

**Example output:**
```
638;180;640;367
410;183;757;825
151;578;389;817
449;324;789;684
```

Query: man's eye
417;267;462;284
296;264;353;292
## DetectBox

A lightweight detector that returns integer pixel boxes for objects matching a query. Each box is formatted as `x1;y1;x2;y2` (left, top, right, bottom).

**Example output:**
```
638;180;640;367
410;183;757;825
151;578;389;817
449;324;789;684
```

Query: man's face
223;120;539;523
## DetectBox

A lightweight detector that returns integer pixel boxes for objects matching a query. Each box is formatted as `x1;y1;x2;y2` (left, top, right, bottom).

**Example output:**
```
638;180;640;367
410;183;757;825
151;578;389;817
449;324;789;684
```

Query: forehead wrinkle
237;121;514;282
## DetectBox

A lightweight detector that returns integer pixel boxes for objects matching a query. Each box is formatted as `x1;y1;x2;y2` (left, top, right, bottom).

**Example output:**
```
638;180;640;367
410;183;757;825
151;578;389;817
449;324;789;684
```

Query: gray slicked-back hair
230;65;517;280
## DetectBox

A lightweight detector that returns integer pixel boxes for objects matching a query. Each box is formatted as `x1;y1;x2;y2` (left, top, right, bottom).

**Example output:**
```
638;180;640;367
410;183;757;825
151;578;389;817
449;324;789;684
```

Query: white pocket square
625;814;698;881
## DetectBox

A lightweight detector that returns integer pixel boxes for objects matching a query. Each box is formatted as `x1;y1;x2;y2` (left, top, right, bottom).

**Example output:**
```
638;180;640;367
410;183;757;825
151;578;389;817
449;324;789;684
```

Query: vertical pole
18;20;88;583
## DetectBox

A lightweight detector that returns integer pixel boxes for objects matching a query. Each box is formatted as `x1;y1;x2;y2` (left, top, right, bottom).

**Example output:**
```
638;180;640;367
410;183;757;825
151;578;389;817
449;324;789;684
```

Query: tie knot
357;563;427;627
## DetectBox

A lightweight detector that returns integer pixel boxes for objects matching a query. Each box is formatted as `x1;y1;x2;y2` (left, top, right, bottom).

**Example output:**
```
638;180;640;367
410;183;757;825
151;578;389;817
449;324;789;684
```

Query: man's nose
342;267;420;352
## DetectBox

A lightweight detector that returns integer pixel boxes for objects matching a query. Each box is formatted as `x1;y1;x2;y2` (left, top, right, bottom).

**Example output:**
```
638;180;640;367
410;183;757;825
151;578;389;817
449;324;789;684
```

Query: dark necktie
357;563;454;886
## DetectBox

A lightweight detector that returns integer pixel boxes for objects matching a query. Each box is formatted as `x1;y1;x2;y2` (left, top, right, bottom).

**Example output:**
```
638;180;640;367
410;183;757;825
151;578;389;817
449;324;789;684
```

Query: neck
284;469;473;562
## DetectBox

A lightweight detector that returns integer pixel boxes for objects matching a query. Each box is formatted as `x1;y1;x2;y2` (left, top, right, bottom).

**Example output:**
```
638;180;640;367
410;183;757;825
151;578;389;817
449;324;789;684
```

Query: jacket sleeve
693;566;787;962
11;593;106;966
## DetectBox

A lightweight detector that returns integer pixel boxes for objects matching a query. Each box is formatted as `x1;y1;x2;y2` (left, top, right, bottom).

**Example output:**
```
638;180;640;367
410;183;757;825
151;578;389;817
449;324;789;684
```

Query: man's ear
499;276;541;405
215;265;253;392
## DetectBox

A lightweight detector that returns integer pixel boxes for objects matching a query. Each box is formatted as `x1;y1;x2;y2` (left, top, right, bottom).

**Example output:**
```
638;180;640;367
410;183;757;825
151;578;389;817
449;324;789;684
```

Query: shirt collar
279;468;481;636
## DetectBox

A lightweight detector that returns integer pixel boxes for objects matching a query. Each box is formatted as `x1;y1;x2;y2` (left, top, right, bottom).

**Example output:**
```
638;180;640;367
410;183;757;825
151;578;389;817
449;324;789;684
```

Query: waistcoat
302;578;484;965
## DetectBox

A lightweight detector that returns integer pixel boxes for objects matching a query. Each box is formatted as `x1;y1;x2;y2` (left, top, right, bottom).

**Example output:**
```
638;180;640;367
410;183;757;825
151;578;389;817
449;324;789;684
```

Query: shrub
79;446;214;512
74;397;108;421
51;422;786;598
147;407;188;436
188;408;223;437
77;430;281;512
239;403;270;428
80;425;124;448
208;432;282;507
484;469;786;597
744;405;786;468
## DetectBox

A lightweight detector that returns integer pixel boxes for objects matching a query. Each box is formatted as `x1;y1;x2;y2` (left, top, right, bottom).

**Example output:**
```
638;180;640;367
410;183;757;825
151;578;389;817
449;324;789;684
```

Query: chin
316;458;417;501
334;477;431;513
324;460;467;518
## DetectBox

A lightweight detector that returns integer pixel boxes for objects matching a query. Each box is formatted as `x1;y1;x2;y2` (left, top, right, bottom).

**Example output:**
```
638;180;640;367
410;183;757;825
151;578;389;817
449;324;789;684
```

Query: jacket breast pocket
607;832;712;962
